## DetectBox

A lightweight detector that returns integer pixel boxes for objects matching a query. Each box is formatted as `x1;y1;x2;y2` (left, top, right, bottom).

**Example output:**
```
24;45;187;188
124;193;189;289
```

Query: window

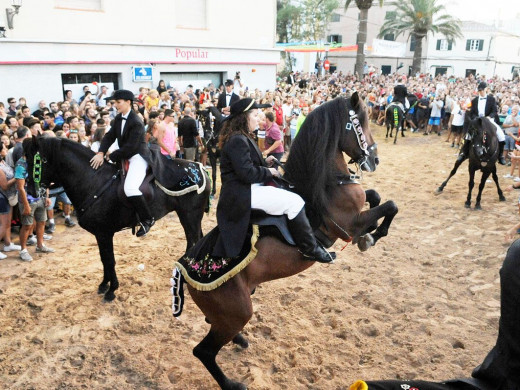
327;34;342;44
55;0;102;11
381;65;391;75
176;0;207;29
385;11;396;20
383;33;395;41
436;39;453;51
466;39;484;51
465;69;477;77
331;13;340;22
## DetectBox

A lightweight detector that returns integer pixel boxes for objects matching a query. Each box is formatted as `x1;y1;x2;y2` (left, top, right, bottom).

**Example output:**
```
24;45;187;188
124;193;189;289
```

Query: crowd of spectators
1;68;520;262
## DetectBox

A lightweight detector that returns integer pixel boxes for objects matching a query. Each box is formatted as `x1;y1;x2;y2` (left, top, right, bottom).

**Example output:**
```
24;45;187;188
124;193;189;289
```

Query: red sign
323;60;330;70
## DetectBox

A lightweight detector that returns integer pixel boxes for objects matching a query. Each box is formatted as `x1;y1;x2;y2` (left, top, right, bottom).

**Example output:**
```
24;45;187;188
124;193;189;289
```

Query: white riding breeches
124;154;148;196
250;184;305;220
491;120;506;142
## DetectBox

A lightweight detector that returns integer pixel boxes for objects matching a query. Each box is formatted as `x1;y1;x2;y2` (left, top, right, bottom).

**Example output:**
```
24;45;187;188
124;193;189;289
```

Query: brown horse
181;95;398;389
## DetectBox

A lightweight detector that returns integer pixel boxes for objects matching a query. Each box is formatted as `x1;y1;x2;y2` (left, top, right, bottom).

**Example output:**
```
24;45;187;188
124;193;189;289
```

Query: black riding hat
225;98;271;121
105;89;135;101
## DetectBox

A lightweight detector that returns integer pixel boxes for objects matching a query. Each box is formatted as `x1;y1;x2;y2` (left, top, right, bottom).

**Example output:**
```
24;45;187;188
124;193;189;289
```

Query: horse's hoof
434;188;443;195
357;234;375;252
499;195;506;202
232;333;249;349
393;140;397;144
464;202;471;208
98;283;109;295
474;204;482;210
104;291;116;302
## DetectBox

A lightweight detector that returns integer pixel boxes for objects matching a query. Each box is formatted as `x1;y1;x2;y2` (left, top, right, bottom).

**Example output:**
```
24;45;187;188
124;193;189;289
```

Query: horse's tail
393;107;399;128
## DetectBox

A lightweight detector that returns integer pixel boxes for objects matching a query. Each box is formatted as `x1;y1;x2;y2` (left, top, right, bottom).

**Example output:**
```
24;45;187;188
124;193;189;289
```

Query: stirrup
136;219;155;237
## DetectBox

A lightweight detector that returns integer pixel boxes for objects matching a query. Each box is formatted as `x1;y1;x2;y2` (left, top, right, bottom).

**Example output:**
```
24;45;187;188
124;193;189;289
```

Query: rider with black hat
90;89;155;237
212;97;333;263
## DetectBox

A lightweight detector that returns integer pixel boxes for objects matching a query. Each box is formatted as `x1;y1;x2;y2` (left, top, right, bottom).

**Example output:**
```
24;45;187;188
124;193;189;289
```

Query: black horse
204;106;224;198
436;117;506;209
24;137;210;301
385;103;405;144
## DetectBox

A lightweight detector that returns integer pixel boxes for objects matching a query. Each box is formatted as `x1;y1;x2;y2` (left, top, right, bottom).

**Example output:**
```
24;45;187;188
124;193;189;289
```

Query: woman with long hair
213;98;332;263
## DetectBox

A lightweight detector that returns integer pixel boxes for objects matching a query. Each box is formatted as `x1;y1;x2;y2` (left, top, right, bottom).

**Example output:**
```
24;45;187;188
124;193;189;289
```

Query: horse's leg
190;278;253;390
364;189;381;233
394;125;399;144
436;158;464;193
211;152;218;197
386;124;390;139
95;233;118;301
350;200;398;251
474;170;491;210
465;166;476;208
176;205;204;251
491;167;506;201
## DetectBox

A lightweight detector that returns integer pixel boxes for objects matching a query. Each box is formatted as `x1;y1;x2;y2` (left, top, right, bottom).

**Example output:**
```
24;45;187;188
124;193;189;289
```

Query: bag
8;193;18;207
265;136;275;146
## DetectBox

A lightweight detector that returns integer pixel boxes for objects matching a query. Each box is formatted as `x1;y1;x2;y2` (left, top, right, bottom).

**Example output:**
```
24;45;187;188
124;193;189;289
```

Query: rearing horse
180;95;398;390
23;137;210;301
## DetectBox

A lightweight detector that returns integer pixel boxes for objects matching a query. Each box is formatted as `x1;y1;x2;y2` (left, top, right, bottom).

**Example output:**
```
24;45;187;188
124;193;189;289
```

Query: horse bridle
346;106;377;171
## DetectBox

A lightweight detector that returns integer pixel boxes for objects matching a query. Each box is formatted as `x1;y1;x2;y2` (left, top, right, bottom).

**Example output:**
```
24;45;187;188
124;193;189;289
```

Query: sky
442;0;520;23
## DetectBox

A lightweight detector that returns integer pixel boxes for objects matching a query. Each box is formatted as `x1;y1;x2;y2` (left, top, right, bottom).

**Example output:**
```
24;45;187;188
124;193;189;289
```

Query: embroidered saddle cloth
174;225;260;291
148;145;207;195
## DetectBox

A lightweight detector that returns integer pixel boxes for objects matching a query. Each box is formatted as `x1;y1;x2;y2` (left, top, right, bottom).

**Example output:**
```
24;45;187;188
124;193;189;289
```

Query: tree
378;0;462;75
344;0;384;79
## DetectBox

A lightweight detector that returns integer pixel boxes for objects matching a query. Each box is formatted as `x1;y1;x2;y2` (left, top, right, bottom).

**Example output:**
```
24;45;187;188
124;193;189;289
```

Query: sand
0;125;516;389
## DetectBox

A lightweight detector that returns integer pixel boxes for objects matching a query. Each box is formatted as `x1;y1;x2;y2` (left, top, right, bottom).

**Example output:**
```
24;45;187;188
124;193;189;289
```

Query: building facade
424;21;520;79
0;0;278;109
322;3;415;75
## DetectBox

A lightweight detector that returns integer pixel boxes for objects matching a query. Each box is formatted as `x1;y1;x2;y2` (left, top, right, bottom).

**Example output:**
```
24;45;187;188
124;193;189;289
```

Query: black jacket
393;84;408;106
217;92;240;111
213;134;272;257
99;110;150;163
469;95;498;121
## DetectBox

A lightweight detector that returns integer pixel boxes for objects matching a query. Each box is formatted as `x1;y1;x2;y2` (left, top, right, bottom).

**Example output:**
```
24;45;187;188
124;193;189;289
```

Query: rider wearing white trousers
90;89;155;237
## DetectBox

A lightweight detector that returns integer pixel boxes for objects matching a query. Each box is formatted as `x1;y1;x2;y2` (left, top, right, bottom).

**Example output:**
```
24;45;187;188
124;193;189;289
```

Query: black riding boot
288;208;334;263
456;140;471;162
128;196;155;237
498;141;506;165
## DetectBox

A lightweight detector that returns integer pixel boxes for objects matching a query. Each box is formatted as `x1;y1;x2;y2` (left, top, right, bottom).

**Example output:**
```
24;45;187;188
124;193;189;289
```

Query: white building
314;3;415;75
424;21;520;79
0;0;279;110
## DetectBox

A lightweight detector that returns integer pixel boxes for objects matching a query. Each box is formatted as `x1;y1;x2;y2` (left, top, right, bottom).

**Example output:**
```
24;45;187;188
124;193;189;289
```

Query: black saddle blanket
175;225;260;291
148;145;206;194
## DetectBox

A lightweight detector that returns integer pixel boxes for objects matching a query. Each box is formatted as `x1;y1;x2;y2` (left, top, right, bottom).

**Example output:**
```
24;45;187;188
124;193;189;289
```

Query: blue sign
132;66;153;82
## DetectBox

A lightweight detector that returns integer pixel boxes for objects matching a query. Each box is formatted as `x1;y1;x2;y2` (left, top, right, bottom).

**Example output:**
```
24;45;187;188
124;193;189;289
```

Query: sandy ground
1;124;517;390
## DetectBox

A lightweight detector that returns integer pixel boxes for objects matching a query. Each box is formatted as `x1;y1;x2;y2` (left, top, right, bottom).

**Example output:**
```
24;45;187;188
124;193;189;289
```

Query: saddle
386;101;405;113
117;160;155;208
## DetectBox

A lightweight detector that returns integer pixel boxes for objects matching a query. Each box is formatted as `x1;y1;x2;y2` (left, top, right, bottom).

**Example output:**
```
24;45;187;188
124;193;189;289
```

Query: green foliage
378;0;462;41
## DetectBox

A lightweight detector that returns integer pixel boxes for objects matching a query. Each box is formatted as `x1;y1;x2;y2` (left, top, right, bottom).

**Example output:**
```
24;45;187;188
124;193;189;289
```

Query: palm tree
345;0;384;78
378;0;462;75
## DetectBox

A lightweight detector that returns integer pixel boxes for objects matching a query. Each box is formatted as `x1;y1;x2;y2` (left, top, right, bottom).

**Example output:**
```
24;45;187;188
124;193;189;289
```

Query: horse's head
469;117;499;166
22;136;56;194
340;92;378;172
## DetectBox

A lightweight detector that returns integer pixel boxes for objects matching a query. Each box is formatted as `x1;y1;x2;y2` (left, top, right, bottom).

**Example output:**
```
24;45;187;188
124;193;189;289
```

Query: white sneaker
3;243;21;252
504;174;513;178
36;245;55;253
0;252;6;260
19;249;33;262
27;236;37;246
514;177;520;182
43;234;53;241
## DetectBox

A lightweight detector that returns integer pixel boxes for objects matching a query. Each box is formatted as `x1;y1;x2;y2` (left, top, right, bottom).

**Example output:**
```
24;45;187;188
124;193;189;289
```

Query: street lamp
6;0;23;30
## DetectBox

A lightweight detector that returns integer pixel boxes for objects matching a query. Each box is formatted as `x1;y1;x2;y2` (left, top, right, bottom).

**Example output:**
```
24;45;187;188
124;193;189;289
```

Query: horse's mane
285;97;361;227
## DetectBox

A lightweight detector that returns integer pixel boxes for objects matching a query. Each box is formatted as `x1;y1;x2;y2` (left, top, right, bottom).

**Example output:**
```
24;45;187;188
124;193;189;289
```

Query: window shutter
466;40;471;50
478;39;484;51
448;41;453;50
436;40;441;50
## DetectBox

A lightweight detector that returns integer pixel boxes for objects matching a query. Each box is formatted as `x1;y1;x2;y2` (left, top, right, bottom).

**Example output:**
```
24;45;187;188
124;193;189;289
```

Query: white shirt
225;92;233;107
451;102;465;126
430;99;444;117
477;95;487;117
120;109;131;136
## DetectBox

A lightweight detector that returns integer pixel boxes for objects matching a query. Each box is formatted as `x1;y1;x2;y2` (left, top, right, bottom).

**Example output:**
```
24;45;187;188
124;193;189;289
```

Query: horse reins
345;104;377;172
